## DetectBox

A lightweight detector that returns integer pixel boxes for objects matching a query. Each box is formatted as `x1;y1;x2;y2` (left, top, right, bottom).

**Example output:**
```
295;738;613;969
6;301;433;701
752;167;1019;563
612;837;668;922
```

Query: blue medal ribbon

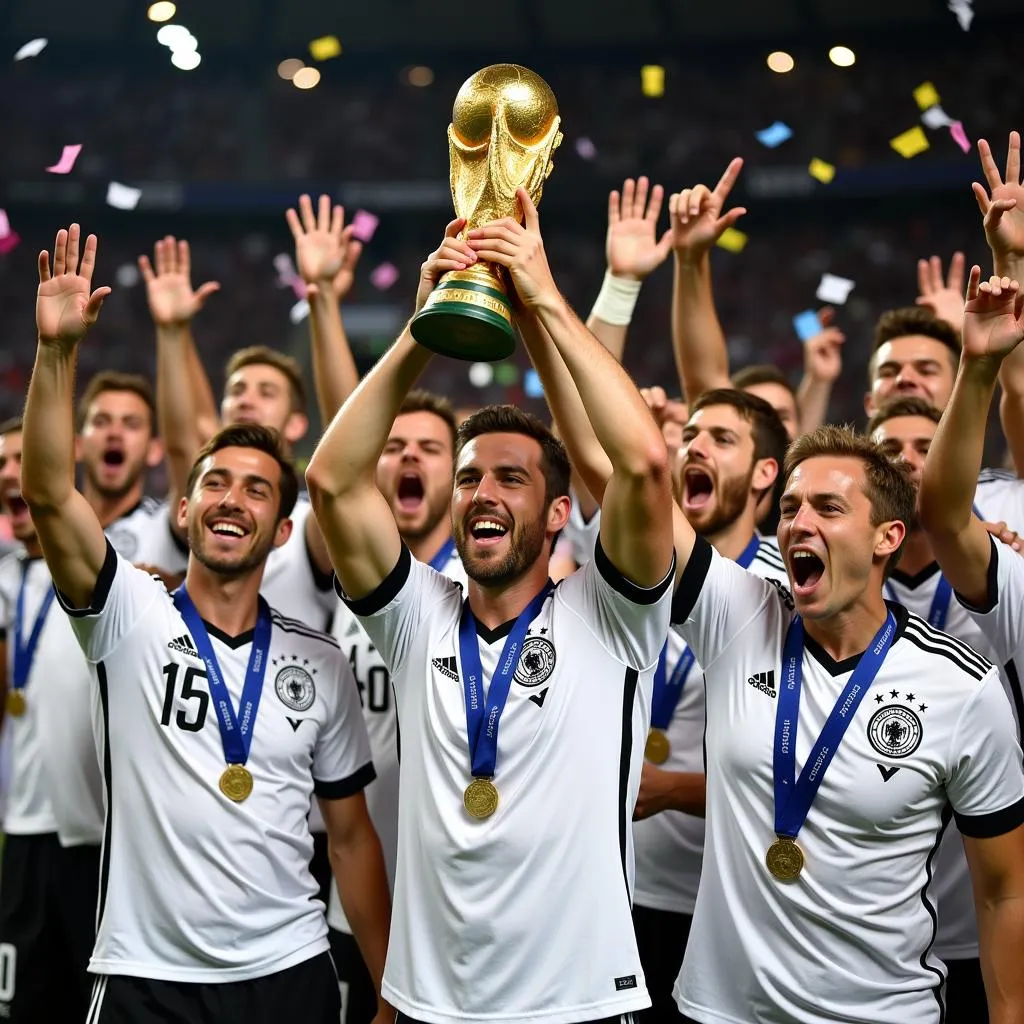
651;535;761;730
428;537;457;572
773;611;897;840
457;582;554;779
885;572;952;630
13;563;56;691
172;587;272;767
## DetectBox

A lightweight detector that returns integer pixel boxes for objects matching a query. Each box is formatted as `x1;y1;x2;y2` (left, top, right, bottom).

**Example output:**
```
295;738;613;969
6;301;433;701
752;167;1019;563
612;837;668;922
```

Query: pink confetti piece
290;277;309;300
950;121;971;154
0;210;9;239
370;262;399;290
0;233;21;256
350;210;379;243
575;137;597;159
46;143;82;174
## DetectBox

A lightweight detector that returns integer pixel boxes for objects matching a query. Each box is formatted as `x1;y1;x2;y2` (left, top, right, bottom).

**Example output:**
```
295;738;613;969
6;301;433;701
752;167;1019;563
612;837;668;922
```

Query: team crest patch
275;665;316;712
867;704;922;759
514;636;556;687
106;527;138;560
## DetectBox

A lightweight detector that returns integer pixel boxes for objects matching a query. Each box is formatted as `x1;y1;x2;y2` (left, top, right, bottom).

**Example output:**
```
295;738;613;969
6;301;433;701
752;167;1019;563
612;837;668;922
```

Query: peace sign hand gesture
36;224;110;349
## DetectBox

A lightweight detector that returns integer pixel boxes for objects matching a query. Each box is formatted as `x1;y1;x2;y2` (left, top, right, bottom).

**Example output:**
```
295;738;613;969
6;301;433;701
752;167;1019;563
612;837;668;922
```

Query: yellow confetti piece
890;125;930;159
716;227;747;253
309;35;342;61
913;81;940;111
641;65;664;98
808;158;836;184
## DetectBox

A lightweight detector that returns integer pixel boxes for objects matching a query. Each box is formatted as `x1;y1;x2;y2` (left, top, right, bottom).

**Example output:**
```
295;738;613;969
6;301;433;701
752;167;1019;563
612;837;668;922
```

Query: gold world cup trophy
410;64;562;361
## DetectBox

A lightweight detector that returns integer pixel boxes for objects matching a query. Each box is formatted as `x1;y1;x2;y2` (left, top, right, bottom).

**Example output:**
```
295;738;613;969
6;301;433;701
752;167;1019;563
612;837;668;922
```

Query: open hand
285;193;363;300
605;176;672;281
138;236;219;328
36;224;110;347
915;251;966;332
802;307;846;383
668;158;747;261
961;265;1024;362
974;131;1024;268
415;218;477;314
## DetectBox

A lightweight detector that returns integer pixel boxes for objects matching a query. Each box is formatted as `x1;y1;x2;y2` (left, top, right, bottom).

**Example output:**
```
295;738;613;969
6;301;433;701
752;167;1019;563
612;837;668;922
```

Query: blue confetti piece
793;310;821;342
755;121;794;148
524;369;544;399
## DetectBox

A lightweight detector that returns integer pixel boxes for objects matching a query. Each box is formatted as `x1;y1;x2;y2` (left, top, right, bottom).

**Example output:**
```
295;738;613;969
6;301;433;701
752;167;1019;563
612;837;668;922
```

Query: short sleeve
974;473;1024;534
957;537;1024;666
54;540;165;663
947;669;1024;838
562;493;602;568
335;544;462;677
671;537;788;672
557;538;674;670
312;652;376;799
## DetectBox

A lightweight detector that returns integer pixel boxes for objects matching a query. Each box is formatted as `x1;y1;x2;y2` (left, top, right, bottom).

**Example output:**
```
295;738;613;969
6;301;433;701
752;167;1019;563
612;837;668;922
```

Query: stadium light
767;51;795;74
147;2;177;22
829;46;856;67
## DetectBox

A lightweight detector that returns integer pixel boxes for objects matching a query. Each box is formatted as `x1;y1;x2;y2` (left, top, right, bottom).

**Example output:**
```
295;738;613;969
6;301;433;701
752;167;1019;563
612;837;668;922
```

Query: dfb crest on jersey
867;704;922;759
514;636;556;687
106;527;138;560
275;664;316;712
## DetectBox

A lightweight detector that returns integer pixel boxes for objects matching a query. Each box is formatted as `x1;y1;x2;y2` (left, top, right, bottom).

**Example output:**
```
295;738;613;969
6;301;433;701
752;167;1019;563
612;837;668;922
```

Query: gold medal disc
766;837;804;882
6;691;26;718
219;764;254;803
463;778;499;819
644;728;670;765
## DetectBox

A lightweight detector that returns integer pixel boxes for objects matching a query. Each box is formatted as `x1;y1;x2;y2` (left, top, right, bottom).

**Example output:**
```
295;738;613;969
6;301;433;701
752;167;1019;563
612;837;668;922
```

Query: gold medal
766;836;804;882
644;728;670;764
218;764;254;803
6;691;26;718
463;778;499;819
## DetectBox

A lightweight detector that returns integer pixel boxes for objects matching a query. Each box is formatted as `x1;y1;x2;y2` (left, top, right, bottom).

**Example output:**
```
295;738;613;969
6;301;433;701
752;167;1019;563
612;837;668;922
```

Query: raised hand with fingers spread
286;193;363;300
606;176;673;280
668;158;747;260
974;131;1024;275
915;251;966;332
138;236;220;328
37;224;111;347
962;266;1024;363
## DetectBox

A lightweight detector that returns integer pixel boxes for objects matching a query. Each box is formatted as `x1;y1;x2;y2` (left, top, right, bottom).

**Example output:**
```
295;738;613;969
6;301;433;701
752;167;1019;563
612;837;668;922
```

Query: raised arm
469;190;674;586
668;158;746;404
22;225;111;607
920;268;1024;606
794;307;845;432
306;220;475;598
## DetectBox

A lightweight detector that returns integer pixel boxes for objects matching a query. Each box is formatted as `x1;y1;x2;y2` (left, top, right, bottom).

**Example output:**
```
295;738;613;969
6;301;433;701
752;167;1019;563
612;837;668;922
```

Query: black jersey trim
977;468;1016;483
670;536;713;626
1004;660;1024;747
0;627;6;643
314;761;377;800
801;605;911;677
95;662;113;938
953;535;999;616
203;621;255;649
617;667;638;900
57;539;118;617
921;802;952;1023
594;539;674;606
270;611;341;648
335;545;411;617
955;795;1024;839
903;620;991;680
889;560;942;591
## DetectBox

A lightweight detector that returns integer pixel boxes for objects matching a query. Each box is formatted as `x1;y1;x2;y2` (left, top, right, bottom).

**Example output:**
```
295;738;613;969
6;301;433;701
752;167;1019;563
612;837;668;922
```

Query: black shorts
632;903;699;1024
88;950;341;1024
0;832;100;1023
329;926;377;1024
310;829;332;908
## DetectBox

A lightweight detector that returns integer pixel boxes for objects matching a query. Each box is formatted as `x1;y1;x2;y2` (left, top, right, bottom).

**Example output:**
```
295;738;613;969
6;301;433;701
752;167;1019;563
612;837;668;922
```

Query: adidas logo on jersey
432;656;459;681
747;670;777;697
167;634;198;656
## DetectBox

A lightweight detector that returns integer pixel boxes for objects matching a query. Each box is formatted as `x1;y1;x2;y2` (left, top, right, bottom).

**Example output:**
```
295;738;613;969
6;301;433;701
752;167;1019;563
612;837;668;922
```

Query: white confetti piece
289;298;310;323
815;273;855;305
14;38;47;61
106;182;142;210
921;105;953;130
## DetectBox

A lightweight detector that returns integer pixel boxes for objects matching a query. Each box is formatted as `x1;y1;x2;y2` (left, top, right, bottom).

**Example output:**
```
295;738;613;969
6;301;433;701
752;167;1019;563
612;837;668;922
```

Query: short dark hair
784;425;916;576
224;346;307;415
399;390;457;450
691;388;790;477
455;405;571;507
0;417;22;437
185;424;299;521
866;396;942;436
868;307;960;384
731;365;796;398
77;371;156;433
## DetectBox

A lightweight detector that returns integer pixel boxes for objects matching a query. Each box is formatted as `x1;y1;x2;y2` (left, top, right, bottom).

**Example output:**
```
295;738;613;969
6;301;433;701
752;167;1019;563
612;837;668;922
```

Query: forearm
662;771;706;817
997;258;1024;474
671;254;731;404
585;270;643;364
795;373;833;433
309;290;360;423
156;324;205;501
182;326;219;440
979;897;1024;1024
22;343;78;510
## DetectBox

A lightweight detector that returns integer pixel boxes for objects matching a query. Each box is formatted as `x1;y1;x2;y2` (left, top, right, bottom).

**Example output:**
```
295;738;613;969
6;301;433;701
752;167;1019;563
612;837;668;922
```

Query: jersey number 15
161;663;209;732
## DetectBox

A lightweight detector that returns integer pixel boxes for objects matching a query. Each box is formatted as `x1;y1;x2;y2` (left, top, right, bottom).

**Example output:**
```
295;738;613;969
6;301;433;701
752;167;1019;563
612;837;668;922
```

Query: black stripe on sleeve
57;540;118;617
955;795;1024;838
954;535;999;615
334;545;411;617
594;539;675;606
314;761;377;800
670;536;713;626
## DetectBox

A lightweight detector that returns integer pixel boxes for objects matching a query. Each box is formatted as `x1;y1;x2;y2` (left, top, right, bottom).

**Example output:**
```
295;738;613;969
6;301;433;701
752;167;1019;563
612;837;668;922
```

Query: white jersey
562;490;602;568
672;538;1024;1024
105;496;188;574
327;540;468;934
633;537;789;915
341;542;674;1024
884;557;1022;961
974;468;1024;532
57;542;374;983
